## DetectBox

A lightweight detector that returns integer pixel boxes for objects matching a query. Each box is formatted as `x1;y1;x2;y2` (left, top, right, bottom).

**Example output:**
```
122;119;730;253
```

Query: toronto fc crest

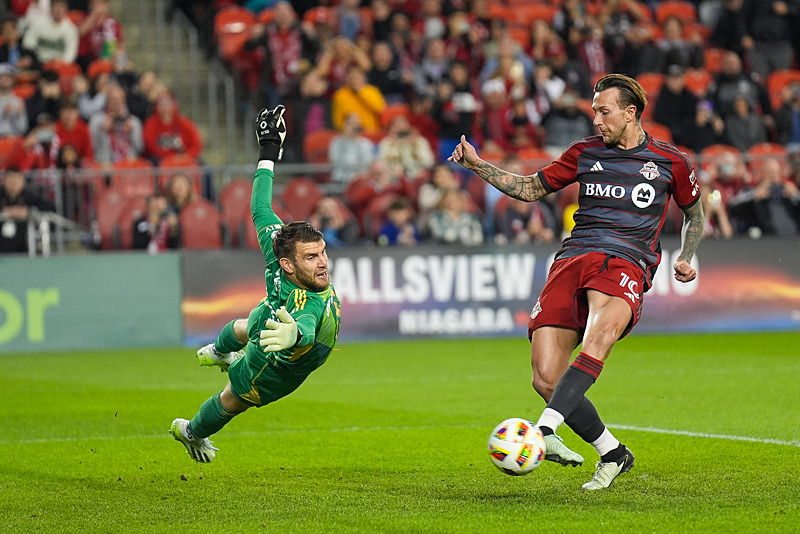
639;161;660;181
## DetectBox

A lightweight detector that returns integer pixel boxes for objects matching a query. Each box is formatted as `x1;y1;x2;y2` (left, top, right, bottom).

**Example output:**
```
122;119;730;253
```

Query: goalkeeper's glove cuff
259;143;283;162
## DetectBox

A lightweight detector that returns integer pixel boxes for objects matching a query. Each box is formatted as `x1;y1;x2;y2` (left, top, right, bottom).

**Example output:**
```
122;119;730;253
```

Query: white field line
1;423;799;447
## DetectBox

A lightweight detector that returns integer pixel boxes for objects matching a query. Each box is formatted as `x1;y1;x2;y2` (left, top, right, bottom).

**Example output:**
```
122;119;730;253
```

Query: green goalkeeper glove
259;307;299;352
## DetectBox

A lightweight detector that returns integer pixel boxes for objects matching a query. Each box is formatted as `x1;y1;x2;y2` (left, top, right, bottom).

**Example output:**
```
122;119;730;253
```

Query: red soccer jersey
539;133;700;289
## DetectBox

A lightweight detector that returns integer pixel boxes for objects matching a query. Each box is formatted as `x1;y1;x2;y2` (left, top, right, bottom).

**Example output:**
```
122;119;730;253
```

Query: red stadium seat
43;60;82;96
0;136;28;170
214;5;255;62
12;82;36;100
655;0;697;24
303;129;339;164
116;195;148;250
279;177;324;221
683;69;712;97
517;4;557;25
111;159;154;195
642;121;673;143
92;186;130;250
87;58;114;81
699;143;739;172
179;198;224;249
380;103;410;130
343;174;379;220
747;142;788;179
112;158;156;197
766;69;800;98
218;178;253;246
361;191;403;240
704;47;726;74
158;154;203;196
636;72;664;100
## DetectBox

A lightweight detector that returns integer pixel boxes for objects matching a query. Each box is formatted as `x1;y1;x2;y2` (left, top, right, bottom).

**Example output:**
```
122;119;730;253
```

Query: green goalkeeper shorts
228;347;309;407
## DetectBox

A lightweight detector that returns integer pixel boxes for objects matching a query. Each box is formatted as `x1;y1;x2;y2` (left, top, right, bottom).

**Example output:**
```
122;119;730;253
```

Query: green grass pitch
1;332;798;533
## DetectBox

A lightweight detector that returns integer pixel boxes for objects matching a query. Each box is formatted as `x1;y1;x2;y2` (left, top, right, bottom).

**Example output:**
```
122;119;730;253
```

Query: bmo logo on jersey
631;183;656;208
584;182;656;209
584;183;626;199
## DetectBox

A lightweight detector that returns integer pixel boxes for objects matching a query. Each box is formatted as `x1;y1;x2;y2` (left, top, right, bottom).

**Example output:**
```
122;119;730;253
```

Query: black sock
547;366;596;418
601;443;627;464
564;396;605;444
539;426;554;436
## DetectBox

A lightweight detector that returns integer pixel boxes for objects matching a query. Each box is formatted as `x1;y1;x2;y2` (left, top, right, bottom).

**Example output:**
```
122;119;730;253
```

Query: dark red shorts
527;251;645;340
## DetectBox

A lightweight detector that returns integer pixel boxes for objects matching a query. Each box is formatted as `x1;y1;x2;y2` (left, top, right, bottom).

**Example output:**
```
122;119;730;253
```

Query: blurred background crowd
2;0;800;255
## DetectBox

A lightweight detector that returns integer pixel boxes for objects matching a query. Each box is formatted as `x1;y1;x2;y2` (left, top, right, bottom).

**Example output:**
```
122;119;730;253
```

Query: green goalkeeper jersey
246;167;341;375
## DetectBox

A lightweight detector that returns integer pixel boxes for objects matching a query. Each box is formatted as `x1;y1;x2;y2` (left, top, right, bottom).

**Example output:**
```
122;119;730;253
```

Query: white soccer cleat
581;447;635;491
543;433;584;467
196;343;244;372
169;418;218;463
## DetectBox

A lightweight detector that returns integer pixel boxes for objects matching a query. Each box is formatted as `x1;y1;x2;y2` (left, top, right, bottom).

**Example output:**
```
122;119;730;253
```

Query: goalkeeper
169;105;342;463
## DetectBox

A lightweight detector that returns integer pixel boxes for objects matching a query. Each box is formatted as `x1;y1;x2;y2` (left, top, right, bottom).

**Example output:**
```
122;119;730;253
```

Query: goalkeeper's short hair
273;221;324;261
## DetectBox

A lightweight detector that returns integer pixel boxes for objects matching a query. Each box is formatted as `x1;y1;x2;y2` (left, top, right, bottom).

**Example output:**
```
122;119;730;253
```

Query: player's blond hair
594;74;647;122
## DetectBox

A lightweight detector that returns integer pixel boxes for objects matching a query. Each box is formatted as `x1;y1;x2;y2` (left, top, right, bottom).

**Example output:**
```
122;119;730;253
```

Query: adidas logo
590;161;604;172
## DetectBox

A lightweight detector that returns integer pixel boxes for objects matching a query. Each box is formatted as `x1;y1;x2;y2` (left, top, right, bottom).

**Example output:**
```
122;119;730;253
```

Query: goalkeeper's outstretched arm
251;105;288;252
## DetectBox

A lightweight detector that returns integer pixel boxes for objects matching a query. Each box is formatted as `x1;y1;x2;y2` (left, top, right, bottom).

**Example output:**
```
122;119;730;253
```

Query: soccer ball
488;418;546;476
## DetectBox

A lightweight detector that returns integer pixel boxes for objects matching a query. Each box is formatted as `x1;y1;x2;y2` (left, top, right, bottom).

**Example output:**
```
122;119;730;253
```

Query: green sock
189;392;235;439
215;320;246;353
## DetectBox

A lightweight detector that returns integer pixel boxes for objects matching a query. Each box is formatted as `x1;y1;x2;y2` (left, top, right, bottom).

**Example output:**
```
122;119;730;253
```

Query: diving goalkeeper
169;105;342;462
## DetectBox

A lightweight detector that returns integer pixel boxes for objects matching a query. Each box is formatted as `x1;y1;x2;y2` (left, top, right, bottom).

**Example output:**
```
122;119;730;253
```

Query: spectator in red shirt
77;0;125;71
55;98;94;164
142;92;203;163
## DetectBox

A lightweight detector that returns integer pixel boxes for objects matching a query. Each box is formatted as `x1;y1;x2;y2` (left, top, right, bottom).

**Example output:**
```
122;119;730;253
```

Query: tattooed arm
673;200;704;283
447;135;551;202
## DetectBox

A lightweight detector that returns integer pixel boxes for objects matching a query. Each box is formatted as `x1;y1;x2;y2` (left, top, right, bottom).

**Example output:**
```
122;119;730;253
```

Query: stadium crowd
3;0;800;254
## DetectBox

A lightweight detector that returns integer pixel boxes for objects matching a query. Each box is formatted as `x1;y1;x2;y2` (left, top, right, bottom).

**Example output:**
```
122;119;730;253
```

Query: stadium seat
92;186;129;250
636;73;664;100
655;0;697;24
343;174;379;220
465;174;487;213
703;47;726;74
747;142;788;179
699;143;739;172
0;136;28;170
43;60;81;96
257;7;274;24
642;121;673;143
380;103;410;130
218;178;253;246
516;146;552;174
303;129;339;164
279;176;324;221
112;158;156;197
157;154;203;196
12;82;36;100
766;69;800;98
214;5;255;62
87;58;114;81
517;4;557;25
683;69;712;97
361;191;403;240
179;198;224;249
116;195;148;250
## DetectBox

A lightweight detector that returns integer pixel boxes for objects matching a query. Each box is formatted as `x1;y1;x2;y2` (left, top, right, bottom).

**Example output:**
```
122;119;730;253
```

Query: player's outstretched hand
447;135;480;171
255;105;287;161
673;258;696;283
259;306;298;352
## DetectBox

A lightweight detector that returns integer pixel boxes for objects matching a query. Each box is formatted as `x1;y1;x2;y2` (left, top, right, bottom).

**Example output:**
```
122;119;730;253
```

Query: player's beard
293;265;330;292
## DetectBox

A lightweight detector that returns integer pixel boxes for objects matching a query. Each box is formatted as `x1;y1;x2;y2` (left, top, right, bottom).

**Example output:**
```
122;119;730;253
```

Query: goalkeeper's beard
294;267;329;292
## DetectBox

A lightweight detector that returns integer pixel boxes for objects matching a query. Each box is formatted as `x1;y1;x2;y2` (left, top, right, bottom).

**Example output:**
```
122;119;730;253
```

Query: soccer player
169;105;342;462
450;74;704;491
